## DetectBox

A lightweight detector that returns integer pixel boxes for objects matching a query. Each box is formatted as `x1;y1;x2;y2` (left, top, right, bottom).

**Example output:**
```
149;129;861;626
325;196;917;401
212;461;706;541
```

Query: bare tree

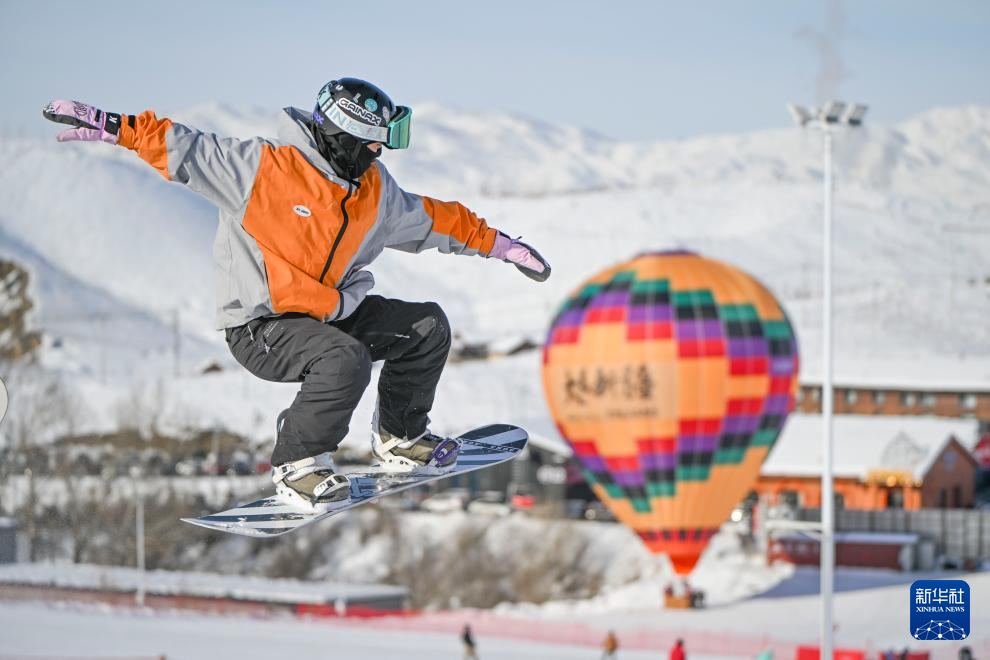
114;379;168;439
0;259;43;362
1;364;88;560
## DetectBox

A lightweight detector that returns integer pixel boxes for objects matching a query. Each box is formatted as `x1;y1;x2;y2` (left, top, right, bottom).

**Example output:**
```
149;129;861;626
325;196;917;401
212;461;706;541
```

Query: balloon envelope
542;251;799;574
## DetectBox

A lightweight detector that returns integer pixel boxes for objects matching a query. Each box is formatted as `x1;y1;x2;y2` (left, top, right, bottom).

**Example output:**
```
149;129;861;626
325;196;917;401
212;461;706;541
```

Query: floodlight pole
820;126;835;660
788;101;866;660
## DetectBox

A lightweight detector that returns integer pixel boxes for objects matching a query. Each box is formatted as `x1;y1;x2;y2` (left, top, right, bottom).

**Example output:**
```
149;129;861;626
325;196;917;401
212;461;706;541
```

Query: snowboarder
42;78;549;511
670;638;686;660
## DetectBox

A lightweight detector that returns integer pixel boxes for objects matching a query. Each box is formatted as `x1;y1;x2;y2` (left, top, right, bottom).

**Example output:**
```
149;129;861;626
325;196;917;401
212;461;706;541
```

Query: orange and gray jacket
116;107;499;329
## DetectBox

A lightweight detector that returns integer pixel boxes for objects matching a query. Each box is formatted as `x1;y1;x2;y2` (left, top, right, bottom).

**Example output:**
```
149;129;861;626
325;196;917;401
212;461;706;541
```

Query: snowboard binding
272;452;352;513
372;429;460;475
371;404;460;474
370;430;457;476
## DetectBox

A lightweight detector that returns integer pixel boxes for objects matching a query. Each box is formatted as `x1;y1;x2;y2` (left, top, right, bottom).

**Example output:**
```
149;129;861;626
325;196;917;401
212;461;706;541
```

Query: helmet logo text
337;98;382;126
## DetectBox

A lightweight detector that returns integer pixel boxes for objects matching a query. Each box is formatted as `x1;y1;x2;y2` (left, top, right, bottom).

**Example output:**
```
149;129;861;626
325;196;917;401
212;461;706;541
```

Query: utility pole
136;489;145;605
212;424;220;476
97;313;107;385
131;466;146;606
172;309;181;378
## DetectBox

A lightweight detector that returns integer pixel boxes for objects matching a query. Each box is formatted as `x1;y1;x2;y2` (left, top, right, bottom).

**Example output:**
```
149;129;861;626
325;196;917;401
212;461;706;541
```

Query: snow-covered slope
1;103;988;441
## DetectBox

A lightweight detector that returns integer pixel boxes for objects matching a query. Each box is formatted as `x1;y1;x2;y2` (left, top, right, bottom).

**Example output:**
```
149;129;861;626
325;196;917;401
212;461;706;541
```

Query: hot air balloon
542;251;799;574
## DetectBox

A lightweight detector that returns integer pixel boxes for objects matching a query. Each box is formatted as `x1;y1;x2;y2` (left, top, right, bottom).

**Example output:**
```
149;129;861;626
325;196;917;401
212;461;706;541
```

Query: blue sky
2;0;987;141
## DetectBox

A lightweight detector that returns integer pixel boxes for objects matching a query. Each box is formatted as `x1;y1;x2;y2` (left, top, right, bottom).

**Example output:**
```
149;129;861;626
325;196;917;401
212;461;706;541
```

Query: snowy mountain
172;102;990;202
0;102;988;443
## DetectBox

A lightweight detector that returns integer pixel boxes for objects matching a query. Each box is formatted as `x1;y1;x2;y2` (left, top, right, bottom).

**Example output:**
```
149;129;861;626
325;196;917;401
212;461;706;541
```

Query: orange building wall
755;475;922;510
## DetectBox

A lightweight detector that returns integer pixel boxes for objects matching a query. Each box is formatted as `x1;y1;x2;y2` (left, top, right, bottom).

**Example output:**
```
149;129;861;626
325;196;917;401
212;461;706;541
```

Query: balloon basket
664;593;693;609
663;579;706;610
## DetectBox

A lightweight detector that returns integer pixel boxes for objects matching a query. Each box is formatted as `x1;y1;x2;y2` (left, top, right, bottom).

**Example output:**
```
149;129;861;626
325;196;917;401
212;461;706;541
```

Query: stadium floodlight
820;100;847;124
787;100;866;130
786;98;867;660
843;103;869;126
788;103;814;127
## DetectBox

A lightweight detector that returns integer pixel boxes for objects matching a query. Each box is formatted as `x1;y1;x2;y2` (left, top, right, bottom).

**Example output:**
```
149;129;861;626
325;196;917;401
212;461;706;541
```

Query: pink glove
42;100;124;144
490;232;551;282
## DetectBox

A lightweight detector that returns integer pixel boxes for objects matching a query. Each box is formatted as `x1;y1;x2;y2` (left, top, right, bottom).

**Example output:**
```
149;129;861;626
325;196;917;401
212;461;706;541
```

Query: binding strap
428;437;460;467
272;452;335;484
312;473;350;498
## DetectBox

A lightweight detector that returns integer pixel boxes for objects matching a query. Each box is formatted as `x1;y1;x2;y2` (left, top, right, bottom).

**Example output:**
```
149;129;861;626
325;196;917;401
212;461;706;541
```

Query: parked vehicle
420;488;470;513
467;491;511;517
377;493;420;511
174;457;204;477
565;498;589;519
583;501;616;522
508;483;536;510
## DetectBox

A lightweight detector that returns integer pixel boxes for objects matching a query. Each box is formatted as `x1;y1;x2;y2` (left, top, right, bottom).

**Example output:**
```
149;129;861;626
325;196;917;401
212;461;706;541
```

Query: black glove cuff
100;111;122;136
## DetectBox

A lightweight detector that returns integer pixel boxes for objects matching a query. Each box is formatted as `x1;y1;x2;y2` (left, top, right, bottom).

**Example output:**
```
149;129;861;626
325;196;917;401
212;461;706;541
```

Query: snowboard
181;424;528;537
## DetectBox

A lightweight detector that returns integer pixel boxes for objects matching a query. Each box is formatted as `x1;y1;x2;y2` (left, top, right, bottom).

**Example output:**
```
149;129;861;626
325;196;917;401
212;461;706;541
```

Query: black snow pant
225;296;452;466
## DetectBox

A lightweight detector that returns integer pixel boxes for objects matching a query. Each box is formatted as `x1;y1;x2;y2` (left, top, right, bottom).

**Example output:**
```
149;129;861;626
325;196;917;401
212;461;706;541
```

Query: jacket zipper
319;182;353;285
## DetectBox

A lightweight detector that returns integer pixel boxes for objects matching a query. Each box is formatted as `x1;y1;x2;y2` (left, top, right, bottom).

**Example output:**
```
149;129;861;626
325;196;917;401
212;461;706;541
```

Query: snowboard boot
272;452;351;512
371;410;459;474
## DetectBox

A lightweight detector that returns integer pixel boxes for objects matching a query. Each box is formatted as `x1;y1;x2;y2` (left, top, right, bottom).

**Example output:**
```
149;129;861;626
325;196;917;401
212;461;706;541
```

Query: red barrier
295;603;418;619
797;646;866;660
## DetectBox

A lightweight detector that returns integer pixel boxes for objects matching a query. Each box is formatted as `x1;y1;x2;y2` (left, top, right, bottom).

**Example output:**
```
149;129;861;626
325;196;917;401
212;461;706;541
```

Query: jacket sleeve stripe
421;197;498;255
118;111;263;213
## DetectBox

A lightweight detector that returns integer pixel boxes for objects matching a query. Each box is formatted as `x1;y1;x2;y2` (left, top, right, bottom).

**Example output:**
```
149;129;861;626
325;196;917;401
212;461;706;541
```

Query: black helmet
313;78;411;150
311;78;412;182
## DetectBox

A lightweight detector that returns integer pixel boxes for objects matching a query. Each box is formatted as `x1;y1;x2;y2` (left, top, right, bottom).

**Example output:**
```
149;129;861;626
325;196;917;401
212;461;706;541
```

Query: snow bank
0;562;405;605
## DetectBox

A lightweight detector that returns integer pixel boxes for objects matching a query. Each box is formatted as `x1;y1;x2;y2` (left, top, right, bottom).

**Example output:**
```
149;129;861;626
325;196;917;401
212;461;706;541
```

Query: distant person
670;638;686;660
42;81;549;510
602;629;619;659
462;624;479;660
958;647;973;660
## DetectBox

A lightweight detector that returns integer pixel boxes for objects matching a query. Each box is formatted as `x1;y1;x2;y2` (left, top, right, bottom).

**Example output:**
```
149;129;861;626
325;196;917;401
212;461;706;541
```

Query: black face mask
313;126;381;183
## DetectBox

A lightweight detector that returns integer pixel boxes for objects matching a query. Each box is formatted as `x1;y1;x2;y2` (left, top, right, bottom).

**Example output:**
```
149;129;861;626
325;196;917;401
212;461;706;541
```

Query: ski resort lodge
756;414;981;510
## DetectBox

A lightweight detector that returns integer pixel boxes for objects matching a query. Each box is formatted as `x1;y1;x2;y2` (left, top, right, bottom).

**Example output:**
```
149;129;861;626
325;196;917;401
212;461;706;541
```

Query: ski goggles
317;94;412;150
384;106;412;150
